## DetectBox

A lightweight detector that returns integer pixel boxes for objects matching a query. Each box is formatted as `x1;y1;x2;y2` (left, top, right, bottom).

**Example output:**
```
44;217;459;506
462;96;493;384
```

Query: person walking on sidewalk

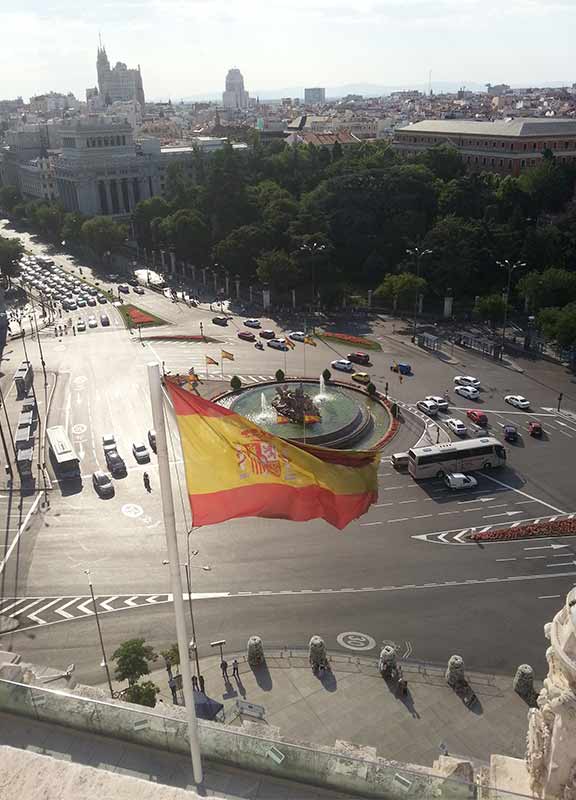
232;658;239;679
192;675;198;692
199;675;205;694
220;659;229;680
168;675;177;704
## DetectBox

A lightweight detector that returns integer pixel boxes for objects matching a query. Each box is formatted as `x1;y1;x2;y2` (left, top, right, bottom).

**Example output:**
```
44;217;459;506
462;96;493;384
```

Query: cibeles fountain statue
490;588;576;799
525;587;576;799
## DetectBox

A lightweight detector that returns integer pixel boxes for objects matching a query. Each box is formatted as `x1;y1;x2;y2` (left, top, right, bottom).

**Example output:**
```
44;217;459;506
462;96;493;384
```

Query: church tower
96;39;110;98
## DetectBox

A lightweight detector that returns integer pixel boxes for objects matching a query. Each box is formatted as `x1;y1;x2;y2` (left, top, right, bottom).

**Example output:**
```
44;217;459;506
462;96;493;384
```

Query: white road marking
413;514;432;519
548;560;576;567
487;503;508;509
374;503;393;508
399;499;418;504
387;517;409;523
28;598;62;624
0;492;42;577
482;474;566;515
496;558;517;562
55;598;79;619
525;544;569;551
525;556;546;560
538;595;561;600
484;510;523;519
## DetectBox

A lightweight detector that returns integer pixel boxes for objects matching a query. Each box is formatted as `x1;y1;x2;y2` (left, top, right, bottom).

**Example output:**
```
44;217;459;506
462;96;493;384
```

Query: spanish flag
165;378;379;530
285;338;295;350
304;336;317;347
206;356;218;366
221;350;234;361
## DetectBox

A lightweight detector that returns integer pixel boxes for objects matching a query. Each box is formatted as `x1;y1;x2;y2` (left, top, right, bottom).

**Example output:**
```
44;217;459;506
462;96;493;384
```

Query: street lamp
406;247;432;343
83;569;114;698
496;259;526;359
299;241;326;308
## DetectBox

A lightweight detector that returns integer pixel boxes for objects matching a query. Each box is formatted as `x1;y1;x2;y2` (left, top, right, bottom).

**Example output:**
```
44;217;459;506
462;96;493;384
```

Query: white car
102;433;116;453
289;331;306;342
416;399;439;417
244;318;261;329
505;394;530;410
445;472;478;490
88;316;97;328
331;359;354;373
267;338;288;351
76;319;86;332
425;395;449;412
446;417;468;436
454;385;480;401
133;286;145;295
454;375;481;388
132;442;150;463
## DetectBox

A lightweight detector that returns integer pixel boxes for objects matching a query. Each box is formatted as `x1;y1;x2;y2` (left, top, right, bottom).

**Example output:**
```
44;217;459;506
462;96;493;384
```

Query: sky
1;0;575;101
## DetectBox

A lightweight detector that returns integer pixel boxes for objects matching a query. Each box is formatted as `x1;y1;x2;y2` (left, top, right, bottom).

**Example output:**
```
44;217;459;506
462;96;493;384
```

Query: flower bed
468;517;576;542
318;332;382;351
128;307;156;325
119;304;168;329
145;334;219;343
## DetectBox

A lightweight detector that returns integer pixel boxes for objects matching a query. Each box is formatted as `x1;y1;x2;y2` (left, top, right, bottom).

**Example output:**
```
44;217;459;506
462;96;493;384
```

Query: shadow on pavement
251;662;273;692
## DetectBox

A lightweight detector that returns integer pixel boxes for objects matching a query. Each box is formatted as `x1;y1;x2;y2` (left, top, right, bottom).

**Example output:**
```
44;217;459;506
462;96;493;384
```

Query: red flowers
127;307;155;325
468;517;576;542
319;333;381;351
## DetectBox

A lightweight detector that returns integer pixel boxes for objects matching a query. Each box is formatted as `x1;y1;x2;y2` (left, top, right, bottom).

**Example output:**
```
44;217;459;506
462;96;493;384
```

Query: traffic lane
8;574;571;684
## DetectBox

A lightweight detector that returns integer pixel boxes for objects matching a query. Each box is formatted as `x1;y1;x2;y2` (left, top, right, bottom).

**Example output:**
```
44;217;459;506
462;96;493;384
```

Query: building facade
97;46;145;109
393;118;576;175
54;117;157;215
18;157;57;201
222;69;249;110
304;87;326;105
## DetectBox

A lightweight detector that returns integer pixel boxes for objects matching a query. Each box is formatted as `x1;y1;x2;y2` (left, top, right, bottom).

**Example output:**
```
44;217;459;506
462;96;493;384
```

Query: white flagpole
147;362;203;785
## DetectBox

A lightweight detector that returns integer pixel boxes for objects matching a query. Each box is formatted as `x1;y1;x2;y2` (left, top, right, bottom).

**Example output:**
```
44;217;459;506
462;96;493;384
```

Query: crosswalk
165;373;278;384
0;593;172;633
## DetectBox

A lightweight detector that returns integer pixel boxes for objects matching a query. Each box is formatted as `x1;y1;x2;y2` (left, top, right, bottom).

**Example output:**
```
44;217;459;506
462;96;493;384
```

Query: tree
112;638;157;686
538;304;576;348
159;209;210;263
124;681;160;708
518;268;576;311
275;369;285;382
230;375;242;391
81;216;128;260
32;203;65;241
160;643;180;672
133;197;171;250
419;145;466;182
61;212;86;243
0;235;24;288
322;368;331;383
374;273;427;312
474;294;507;328
367;382;377;397
256;250;300;292
213;224;270;280
0;185;22;213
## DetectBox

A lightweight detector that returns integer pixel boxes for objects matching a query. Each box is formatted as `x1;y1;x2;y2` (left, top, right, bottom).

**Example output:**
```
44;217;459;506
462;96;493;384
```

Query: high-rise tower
95;42;145;108
222;68;249;110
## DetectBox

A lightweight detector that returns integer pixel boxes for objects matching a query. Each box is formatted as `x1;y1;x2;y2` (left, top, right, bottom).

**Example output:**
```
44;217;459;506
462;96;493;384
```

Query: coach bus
408;437;506;480
46;426;81;480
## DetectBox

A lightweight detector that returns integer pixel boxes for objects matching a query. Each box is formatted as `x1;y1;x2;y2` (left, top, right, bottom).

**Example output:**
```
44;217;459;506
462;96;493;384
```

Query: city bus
408;437;506;480
46;426;81;480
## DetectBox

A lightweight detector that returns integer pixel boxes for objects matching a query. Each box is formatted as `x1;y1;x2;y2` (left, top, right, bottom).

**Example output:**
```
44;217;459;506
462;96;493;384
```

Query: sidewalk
101;650;534;769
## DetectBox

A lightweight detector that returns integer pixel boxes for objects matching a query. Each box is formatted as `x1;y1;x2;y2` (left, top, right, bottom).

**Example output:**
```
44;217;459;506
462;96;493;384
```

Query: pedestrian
220;659;228;680
192;675;198;691
168;675;177;704
232;658;239;679
199;675;205;694
164;656;172;677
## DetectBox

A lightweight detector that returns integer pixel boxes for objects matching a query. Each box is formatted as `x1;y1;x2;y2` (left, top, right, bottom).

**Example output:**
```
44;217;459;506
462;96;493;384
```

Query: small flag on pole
304;336;317;347
285;338;295;350
206;356;218;366
221;350;235;361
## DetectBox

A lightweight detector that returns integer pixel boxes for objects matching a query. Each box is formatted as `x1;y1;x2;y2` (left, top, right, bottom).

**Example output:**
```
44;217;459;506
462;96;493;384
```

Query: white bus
408;437;506;480
47;426;81;479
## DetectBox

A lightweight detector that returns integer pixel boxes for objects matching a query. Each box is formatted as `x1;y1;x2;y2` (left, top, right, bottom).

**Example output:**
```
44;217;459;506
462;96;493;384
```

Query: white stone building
222;68;249;110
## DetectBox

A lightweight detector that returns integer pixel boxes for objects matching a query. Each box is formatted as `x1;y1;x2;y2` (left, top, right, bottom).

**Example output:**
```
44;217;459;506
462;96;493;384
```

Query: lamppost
496;259;526;359
406;247;432;343
299;241;326;309
84;569;114;698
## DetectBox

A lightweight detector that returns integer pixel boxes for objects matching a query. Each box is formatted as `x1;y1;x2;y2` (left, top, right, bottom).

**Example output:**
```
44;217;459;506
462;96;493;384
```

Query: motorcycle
255;341;264;350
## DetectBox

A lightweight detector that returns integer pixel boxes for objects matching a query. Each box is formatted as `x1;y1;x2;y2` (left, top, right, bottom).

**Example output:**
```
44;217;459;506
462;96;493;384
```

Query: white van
444;472;478;490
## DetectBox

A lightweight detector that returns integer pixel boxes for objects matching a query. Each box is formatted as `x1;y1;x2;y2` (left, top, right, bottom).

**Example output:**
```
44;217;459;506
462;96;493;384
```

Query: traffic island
316;331;382;351
467;515;576;542
118;304;169;330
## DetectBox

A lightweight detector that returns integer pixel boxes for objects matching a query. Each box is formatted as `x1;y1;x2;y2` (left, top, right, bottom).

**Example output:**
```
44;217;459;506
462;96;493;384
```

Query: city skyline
0;0;575;101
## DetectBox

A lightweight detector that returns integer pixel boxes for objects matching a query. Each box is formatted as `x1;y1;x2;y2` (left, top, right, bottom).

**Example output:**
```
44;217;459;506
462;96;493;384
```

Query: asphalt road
1;222;575;686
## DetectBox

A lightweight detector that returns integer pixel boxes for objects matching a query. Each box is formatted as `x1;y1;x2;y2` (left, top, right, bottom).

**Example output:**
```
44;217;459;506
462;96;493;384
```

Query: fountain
255;392;276;424
314;373;331;402
271;384;321;426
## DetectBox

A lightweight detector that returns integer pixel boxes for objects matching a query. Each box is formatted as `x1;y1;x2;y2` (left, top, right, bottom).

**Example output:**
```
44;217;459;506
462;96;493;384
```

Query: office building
304;87;326;105
393;118;576;175
222;68;249;110
96;44;145;108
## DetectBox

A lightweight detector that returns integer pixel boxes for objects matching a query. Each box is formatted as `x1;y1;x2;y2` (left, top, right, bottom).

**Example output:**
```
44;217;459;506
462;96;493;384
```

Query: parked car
352;372;371;385
212;316;228;326
97;295;107;304
528;420;543;437
76;319;86;332
454;385;480;400
390;362;411;375
417;399;439;417
331;359;354;373
505;394;530;410
87;297;97;306
454;375;481;388
77;299;87;308
467;409;488;426
503;424;519;442
118;284;130;293
105;450;127;477
446;418;467;436
267;338;288;351
102;433;117;453
133;286;145;295
100;314;110;326
289;331;306;342
244;318;261;328
391;452;409;471
444;472;478;490
148;429;157;452
88;316;97;328
92;470;114;498
238;330;255;342
132;442;150;463
425;395;449;412
348;352;371;366
259;329;276;339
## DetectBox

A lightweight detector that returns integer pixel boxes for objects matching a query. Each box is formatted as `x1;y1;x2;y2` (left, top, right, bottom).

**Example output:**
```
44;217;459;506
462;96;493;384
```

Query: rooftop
397;117;576;137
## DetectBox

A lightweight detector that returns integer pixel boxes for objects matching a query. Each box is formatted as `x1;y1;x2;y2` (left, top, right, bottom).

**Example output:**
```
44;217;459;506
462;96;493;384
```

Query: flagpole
147;362;203;785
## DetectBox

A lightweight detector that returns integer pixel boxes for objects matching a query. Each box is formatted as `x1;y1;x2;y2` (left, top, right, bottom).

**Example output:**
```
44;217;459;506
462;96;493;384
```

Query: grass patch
317;332;382;351
118;303;168;329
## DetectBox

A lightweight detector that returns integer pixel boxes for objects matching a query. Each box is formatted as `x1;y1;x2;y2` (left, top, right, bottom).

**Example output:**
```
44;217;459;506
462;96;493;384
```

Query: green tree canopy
375;272;427;311
158;209;211;263
518;268;576;311
418;145;466;182
124;680;160;708
112;638;157;686
133;197;171;249
538;303;576;348
213;224;271;280
0;235;24;288
256;249;301;291
61;212;86;243
32;203;65;241
0;185;22;213
81;216;127;259
474;293;507;327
